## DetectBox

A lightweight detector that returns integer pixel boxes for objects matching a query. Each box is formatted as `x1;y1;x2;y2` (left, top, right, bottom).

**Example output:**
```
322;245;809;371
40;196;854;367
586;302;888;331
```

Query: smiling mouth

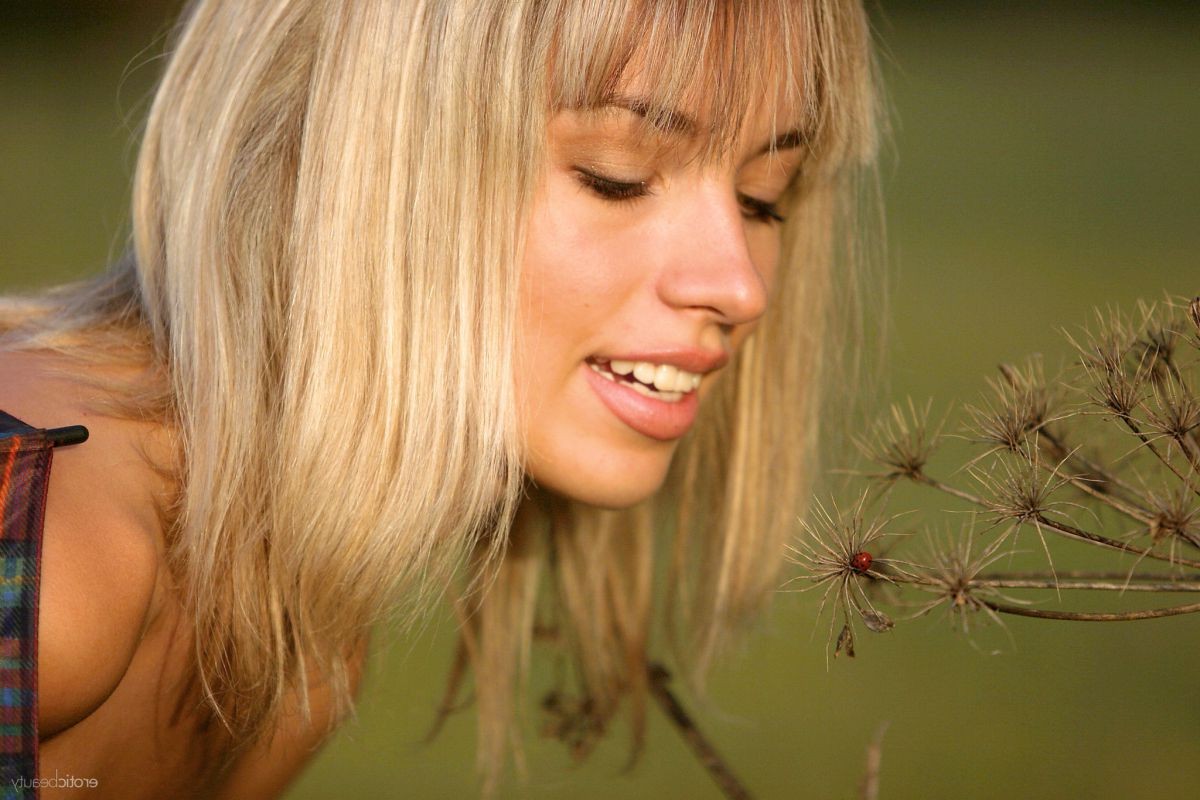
585;356;698;403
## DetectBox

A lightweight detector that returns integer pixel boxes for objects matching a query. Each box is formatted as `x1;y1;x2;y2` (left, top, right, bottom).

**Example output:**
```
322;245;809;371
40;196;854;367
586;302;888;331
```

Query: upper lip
589;347;730;375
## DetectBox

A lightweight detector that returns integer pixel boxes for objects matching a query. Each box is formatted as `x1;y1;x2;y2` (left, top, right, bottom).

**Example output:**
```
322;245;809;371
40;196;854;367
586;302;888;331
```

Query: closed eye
573;167;787;224
738;194;786;224
573;168;651;203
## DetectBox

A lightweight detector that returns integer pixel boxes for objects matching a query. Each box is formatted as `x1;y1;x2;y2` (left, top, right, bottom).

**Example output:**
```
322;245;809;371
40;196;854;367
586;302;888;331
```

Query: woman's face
517;75;805;509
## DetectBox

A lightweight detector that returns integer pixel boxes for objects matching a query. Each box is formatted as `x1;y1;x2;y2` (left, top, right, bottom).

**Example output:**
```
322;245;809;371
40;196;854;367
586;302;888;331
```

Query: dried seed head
854;397;944;482
1072;300;1194;419
788;492;917;587
787;492;921;665
1143;381;1200;447
1091;365;1143;418
1133;321;1178;389
1065;307;1152;420
1144;484;1200;550
965;357;1064;456
1068;305;1137;377
1189;296;1200;336
971;454;1063;525
910;520;1026;639
966;446;1087;579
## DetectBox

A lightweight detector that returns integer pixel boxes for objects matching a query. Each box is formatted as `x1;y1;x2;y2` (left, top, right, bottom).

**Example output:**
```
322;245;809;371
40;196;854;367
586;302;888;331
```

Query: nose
655;181;770;328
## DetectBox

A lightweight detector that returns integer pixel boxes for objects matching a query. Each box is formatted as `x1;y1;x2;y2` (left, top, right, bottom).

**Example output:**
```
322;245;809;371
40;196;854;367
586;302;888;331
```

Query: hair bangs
545;0;875;177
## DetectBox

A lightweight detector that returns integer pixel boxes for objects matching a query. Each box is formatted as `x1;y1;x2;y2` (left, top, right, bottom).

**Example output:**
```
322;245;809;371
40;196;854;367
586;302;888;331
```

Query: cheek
514;173;678;507
515;171;630;452
519;190;592;374
725;225;784;353
747;225;783;296
518;174;646;362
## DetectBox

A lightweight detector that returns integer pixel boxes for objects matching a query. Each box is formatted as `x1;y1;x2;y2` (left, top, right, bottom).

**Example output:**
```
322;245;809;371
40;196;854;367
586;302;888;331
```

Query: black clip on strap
44;425;89;448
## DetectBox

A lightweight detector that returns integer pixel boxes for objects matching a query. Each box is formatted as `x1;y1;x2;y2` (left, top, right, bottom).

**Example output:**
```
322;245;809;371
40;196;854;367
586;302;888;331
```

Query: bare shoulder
0;347;169;738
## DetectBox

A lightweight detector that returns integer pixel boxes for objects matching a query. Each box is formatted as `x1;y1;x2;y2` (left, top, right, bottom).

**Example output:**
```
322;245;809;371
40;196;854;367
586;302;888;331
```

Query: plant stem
1156;359;1200;468
1178;431;1200;473
1116;410;1200;499
858;721;889;800
1033;512;1200;571
1031;433;1152;523
963;576;1194;592
1038;427;1145;507
911;472;982;505
984;569;1200;581
902;575;1200;594
910;471;1200;570
979;599;1200;621
648;663;753;800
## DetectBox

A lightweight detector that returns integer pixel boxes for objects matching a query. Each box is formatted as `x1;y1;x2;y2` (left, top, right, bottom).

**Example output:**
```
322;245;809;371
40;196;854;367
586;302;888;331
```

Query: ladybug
850;551;873;574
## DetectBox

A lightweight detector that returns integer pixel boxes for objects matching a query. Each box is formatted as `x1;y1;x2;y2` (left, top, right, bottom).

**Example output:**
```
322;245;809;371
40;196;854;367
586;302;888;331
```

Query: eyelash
573;168;788;224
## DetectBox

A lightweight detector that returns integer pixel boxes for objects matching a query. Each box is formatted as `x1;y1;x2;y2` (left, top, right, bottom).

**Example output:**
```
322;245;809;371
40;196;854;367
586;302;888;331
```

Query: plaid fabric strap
0;411;50;800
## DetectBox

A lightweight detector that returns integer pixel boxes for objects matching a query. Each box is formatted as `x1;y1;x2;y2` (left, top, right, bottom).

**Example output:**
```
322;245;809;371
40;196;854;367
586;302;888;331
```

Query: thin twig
858;721;890;800
1038;427;1144;505
984;569;1200;581
891;573;1200;592
980;599;1200;621
647;663;753;800
1033;512;1200;570
911;472;982;505
1146;367;1200;470
1041;467;1151;524
1116;411;1200;498
1178;431;1200;472
1031;433;1153;523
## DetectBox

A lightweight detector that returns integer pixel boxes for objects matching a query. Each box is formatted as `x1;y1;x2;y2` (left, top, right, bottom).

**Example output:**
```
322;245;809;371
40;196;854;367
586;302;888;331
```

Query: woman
0;0;880;797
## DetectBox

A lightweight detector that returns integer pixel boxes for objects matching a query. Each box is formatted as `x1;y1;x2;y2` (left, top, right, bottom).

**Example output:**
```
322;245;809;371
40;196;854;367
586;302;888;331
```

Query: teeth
590;358;705;394
621;360;703;391
632;362;657;384
627;381;683;403
653;364;677;392
588;362;617;382
587;361;692;403
619;362;700;388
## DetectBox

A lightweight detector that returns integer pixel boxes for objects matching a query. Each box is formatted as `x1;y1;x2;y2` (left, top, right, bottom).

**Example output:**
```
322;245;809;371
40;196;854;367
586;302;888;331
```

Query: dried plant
792;294;1200;662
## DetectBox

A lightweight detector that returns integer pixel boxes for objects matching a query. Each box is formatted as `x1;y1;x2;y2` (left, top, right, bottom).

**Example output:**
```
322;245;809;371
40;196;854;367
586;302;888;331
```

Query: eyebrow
594;92;811;156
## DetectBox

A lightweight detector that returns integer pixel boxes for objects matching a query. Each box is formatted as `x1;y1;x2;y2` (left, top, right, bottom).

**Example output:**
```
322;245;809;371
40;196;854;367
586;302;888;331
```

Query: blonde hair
0;0;880;792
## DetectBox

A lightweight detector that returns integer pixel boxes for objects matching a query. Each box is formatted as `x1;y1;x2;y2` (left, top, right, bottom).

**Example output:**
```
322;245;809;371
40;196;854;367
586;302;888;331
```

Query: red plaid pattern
0;411;53;800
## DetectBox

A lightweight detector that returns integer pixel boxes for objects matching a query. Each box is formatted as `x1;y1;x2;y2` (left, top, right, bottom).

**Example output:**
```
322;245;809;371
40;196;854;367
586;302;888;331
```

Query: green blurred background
2;2;1197;798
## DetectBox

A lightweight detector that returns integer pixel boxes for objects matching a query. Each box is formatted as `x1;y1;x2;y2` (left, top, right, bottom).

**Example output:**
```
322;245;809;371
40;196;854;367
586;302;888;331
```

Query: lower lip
581;362;700;441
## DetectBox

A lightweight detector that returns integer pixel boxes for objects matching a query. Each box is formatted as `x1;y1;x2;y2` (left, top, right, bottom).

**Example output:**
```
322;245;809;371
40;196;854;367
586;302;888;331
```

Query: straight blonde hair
0;0;880;792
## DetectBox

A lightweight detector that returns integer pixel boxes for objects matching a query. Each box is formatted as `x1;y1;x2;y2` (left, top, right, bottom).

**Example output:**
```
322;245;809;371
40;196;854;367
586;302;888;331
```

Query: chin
529;451;673;510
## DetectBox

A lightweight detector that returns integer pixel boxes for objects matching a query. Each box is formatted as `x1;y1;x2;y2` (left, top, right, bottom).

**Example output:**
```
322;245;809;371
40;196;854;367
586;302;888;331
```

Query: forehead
546;1;815;163
597;73;810;160
559;63;806;170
